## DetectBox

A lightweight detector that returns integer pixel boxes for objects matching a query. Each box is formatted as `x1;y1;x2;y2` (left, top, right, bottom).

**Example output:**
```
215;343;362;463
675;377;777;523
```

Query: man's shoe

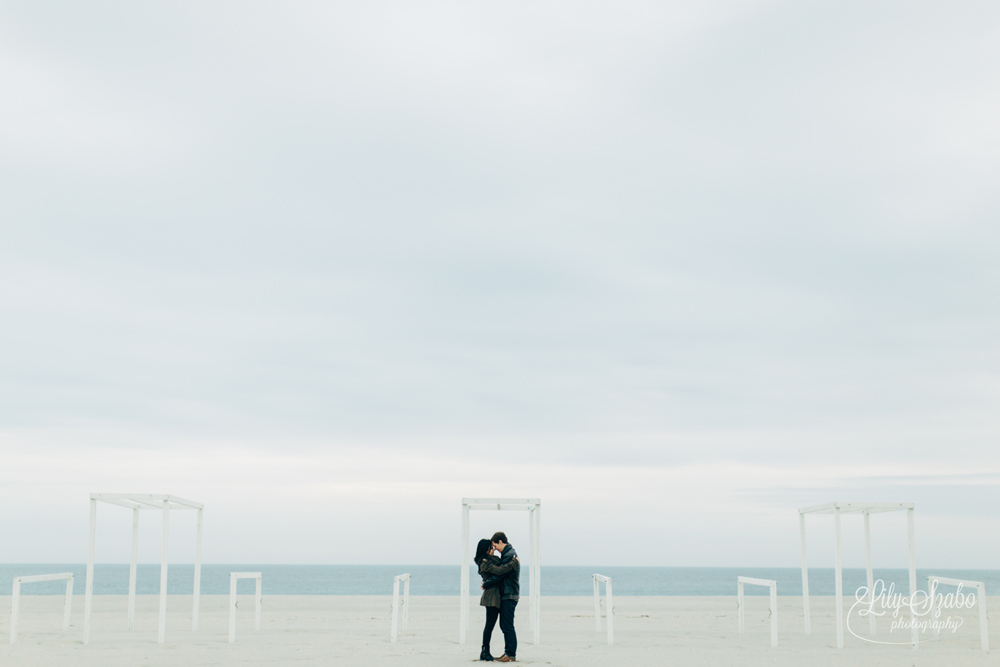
496;656;516;662
479;646;494;661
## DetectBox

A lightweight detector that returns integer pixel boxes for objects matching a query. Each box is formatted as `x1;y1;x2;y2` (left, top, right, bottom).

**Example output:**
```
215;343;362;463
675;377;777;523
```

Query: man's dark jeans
499;599;517;657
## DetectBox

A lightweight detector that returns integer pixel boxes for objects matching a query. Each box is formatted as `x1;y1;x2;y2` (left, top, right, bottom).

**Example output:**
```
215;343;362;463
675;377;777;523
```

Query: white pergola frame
84;493;203;645
593;573;613;645
9;573;74;644
459;498;540;646
391;573;410;643
737;576;777;648
799;501;916;649
927;575;988;651
229;572;262;644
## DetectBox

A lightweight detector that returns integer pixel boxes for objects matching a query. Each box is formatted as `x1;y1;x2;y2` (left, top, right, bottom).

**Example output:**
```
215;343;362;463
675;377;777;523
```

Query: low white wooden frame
592;574;613;645
459;498;541;646
391;573;410;643
229;572;262;644
737;576;777;648
84;493;203;645
927;575;988;651
10;573;74;644
799;502;916;649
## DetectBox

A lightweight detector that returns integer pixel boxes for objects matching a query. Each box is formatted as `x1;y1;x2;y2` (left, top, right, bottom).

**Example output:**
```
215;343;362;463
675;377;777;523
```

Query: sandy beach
2;594;995;666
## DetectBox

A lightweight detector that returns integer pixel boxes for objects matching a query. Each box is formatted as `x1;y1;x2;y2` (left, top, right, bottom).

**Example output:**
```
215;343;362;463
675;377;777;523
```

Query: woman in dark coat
474;538;518;661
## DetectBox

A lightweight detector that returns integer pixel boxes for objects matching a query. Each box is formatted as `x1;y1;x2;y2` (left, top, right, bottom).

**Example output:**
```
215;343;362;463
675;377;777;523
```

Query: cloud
1;0;999;565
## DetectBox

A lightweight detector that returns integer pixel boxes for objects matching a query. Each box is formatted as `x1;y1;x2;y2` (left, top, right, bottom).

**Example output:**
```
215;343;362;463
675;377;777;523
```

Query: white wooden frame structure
592;574;613;645
391;573;410;643
459;498;541;646
737;576;777;647
84;493;204;645
927;575;988;651
799;502;916;649
9;573;74;644
229;572;262;644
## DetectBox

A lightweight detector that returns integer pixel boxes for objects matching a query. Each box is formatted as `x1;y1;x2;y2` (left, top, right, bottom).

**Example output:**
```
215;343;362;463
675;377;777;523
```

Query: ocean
3;565;998;597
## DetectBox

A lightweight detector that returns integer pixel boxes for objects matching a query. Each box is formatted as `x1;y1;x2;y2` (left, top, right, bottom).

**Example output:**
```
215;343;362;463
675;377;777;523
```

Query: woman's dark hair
474;539;492;566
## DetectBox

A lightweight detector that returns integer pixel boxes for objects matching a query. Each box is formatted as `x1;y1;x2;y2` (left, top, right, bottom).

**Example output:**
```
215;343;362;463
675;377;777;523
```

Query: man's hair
491;532;508;545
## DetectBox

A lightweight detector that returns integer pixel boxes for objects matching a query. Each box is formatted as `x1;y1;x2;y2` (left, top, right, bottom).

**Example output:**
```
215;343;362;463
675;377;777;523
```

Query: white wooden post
459;503;470;645
63;575;74;632
907;507;917;649
10;573;75;644
770;580;777;648
593;575;601;632
863;510;875;637
229;573;237;644
84;497;96;644
593;574;613;645
255;574;262;631
10;578;20;645
403;575;410;631
533;504;541;645
737;577;777;647
799;512;810;635
391;573;410;642
977;581;988;651
193;507;203;631
834;505;843;649
128;508;139;631
158;498;169;644
737;578;745;635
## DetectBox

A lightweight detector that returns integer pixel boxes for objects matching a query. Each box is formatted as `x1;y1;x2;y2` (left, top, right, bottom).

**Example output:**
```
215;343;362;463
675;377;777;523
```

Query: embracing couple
474;532;519;662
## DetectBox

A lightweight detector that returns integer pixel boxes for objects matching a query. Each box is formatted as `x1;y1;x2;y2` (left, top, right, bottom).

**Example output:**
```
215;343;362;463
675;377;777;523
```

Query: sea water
3;565;999;597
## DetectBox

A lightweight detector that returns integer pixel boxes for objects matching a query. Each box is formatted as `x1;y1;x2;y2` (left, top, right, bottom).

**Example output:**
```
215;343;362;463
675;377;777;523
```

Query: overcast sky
2;1;999;568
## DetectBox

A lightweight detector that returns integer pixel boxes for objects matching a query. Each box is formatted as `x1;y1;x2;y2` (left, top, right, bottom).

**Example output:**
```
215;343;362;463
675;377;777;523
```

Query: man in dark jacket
490;532;519;662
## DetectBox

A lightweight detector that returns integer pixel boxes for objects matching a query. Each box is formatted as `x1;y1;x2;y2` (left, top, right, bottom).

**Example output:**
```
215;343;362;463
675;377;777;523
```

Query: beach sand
1;594;995;666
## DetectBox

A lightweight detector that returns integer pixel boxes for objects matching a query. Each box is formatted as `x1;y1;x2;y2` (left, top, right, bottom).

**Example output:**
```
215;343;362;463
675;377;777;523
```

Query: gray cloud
1;0;999;563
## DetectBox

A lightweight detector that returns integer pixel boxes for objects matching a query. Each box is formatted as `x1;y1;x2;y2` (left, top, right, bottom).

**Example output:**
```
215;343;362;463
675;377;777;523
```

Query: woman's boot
480;646;495;661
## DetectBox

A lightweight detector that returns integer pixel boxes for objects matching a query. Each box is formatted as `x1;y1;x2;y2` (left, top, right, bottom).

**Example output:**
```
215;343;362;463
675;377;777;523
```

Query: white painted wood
799;501;915;648
799;501;914;514
85;492;204;645
864;510;875;637
769;581;778;648
737;579;744;635
593;574;613;645
927;575;989;649
459;503;469;645
128;508;139;631
158;499;169;644
228;572;263;644
391;573;410;642
193;507;203;631
907;507;917;649
528;508;536;637
799;512;810;635
593;575;601;632
736;577;777;648
459;498;541;645
533;505;541;644
10;579;20;645
84;497;96;644
10;573;74;644
834;506;843;649
229;573;237;643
